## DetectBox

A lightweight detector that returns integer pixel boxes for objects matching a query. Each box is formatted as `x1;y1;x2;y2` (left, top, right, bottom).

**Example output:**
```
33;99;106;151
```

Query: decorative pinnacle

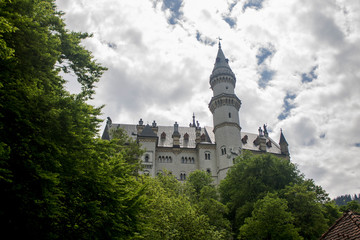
217;36;222;48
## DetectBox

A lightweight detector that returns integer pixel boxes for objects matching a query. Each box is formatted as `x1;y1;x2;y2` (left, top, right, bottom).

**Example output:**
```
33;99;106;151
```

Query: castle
102;42;289;184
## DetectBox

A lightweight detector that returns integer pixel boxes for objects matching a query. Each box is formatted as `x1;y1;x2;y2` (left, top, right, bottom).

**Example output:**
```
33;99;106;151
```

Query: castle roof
139;124;157;137
104;123;283;154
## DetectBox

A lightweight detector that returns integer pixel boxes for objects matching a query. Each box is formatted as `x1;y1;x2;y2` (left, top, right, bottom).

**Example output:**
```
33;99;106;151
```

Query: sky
56;0;360;198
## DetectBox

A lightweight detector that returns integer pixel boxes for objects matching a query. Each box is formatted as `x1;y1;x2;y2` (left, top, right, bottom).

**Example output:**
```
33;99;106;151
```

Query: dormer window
184;133;189;141
161;132;166;139
200;133;206;142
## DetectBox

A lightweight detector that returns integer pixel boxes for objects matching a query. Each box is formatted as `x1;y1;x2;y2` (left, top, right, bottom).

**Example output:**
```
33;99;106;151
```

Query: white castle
102;42;289;184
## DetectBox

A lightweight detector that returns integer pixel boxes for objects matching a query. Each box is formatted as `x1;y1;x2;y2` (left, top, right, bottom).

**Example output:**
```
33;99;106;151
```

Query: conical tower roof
210;42;236;83
279;129;288;145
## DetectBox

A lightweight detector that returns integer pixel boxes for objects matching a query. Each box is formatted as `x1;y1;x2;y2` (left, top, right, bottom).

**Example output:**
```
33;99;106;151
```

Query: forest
0;0;358;239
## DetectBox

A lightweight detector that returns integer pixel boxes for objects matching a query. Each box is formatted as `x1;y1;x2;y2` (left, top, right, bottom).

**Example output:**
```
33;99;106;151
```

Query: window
185;157;188;163
158;156;161;162
181;157;184;163
191;157;194;164
144;154;149;162
165;156;169;163
206;168;211;174
180;173;186;181
229;112;231;118
205;152;211;160
221;146;226;155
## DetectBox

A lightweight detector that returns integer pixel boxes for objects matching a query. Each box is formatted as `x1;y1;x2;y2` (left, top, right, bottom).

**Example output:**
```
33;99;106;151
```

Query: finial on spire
217;36;222;48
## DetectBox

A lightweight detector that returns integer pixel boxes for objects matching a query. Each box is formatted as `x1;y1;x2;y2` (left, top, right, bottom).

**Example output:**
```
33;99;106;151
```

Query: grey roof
104;123;282;154
210;44;236;80
203;126;282;154
139;124;157;137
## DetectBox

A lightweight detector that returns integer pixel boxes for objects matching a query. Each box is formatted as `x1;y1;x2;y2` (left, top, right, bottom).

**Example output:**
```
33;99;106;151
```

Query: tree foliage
138;172;227;240
238;193;302;240
0;0;148;239
219;151;339;239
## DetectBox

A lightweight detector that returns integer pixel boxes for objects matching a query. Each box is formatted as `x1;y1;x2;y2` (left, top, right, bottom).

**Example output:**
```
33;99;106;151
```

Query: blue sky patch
243;0;264;11
258;68;275;88
223;16;236;28
301;65;318;83
256;47;274;65
195;31;216;46
162;0;183;25
278;93;296;120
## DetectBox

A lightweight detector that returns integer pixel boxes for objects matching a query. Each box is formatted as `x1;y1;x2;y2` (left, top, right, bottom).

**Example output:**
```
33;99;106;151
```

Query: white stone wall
155;149;197;181
212;81;235;96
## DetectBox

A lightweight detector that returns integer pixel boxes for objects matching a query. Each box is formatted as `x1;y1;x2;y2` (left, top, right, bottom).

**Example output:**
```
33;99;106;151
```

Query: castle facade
102;43;289;184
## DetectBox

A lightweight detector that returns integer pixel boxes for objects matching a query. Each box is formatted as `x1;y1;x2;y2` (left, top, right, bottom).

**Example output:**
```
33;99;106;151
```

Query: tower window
229;112;231;118
221;146;227;155
205;152;211;160
145;154;149;162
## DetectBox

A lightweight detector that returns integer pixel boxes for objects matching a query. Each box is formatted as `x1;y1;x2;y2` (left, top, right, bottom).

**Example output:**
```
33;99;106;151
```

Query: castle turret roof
210;42;236;82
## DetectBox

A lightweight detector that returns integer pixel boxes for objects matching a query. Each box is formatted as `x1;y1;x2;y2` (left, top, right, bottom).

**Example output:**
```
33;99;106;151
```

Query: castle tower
208;42;242;182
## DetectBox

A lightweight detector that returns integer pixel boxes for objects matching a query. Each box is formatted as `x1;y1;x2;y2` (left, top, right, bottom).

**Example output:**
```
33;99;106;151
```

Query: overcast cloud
56;0;360;198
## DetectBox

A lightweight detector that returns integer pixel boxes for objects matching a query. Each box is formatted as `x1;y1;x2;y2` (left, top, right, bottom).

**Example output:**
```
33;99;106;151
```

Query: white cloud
56;0;360;198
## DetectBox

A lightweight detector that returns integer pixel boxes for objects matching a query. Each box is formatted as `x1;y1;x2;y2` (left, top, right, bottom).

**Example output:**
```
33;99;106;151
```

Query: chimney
136;118;144;134
172;122;181;147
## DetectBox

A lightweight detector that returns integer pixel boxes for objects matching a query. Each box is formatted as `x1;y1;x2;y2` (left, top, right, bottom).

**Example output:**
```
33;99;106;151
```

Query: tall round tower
208;42;242;182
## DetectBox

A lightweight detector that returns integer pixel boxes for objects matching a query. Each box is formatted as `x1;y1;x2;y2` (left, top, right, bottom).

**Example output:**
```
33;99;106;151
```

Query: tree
238;193;302;240
340;200;360;213
185;170;231;238
0;0;151;239
219;151;302;233
138;173;224;240
279;181;330;240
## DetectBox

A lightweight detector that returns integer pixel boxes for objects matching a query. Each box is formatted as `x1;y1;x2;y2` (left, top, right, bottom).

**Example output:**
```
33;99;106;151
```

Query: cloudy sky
56;0;360;198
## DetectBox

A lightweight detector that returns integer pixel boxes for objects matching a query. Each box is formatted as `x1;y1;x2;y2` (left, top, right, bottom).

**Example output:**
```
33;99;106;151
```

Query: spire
279;129;288;145
210;41;236;82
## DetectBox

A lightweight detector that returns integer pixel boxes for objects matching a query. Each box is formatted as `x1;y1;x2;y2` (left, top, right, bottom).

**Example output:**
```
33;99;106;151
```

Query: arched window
169;156;172;163
181;157;184;163
205;151;211;160
165;156;169;163
158;156;161;162
185;157;188;164
207;168;211;174
191;157;194;164
221;146;226;155
144;154;149;163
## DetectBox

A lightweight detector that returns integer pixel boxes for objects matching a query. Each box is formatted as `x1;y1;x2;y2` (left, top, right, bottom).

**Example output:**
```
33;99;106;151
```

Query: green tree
219;151;302;233
185;170;231;238
340;200;360;213
279;182;329;240
238;193;302;240
138;173;224;240
0;0;148;239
